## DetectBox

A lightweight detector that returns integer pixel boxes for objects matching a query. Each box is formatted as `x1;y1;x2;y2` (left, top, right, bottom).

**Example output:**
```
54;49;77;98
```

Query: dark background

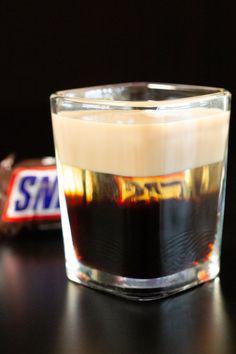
1;1;236;251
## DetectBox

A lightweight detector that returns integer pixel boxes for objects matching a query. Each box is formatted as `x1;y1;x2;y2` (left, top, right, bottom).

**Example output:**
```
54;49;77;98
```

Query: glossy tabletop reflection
0;232;236;354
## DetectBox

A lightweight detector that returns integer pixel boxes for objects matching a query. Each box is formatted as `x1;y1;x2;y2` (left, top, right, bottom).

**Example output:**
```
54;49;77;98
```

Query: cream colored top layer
52;109;230;177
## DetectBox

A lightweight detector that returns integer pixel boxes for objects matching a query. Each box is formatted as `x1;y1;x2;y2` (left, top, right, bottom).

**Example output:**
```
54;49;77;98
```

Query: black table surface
0;229;236;354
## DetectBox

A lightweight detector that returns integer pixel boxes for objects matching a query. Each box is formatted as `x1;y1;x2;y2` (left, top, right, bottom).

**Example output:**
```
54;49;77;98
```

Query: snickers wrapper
0;155;61;237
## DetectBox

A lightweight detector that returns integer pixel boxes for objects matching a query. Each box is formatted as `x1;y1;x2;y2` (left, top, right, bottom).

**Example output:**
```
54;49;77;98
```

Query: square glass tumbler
50;82;231;301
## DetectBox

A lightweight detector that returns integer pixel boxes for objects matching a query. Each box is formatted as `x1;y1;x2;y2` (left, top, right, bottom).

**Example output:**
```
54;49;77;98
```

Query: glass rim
50;82;231;109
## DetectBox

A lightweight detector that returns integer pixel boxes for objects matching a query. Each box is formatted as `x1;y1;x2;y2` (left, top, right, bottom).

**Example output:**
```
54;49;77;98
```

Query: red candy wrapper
0;155;61;237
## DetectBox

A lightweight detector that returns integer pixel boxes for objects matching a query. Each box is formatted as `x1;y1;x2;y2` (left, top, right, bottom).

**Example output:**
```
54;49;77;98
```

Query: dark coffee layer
66;193;219;278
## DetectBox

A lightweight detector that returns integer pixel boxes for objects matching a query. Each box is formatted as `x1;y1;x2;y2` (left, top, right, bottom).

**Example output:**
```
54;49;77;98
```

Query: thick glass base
66;260;219;301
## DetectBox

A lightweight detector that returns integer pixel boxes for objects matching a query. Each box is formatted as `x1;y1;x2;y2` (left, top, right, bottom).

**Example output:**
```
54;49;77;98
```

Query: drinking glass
50;82;231;301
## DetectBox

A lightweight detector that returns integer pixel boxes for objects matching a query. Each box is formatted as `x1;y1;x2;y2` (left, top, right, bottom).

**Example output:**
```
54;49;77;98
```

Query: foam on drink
52;108;229;177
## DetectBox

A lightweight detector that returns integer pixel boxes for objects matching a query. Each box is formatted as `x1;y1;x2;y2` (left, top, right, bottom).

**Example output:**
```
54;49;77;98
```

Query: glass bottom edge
66;261;219;301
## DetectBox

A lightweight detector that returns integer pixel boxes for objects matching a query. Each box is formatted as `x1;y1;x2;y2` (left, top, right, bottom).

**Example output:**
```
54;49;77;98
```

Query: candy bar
0;155;60;237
